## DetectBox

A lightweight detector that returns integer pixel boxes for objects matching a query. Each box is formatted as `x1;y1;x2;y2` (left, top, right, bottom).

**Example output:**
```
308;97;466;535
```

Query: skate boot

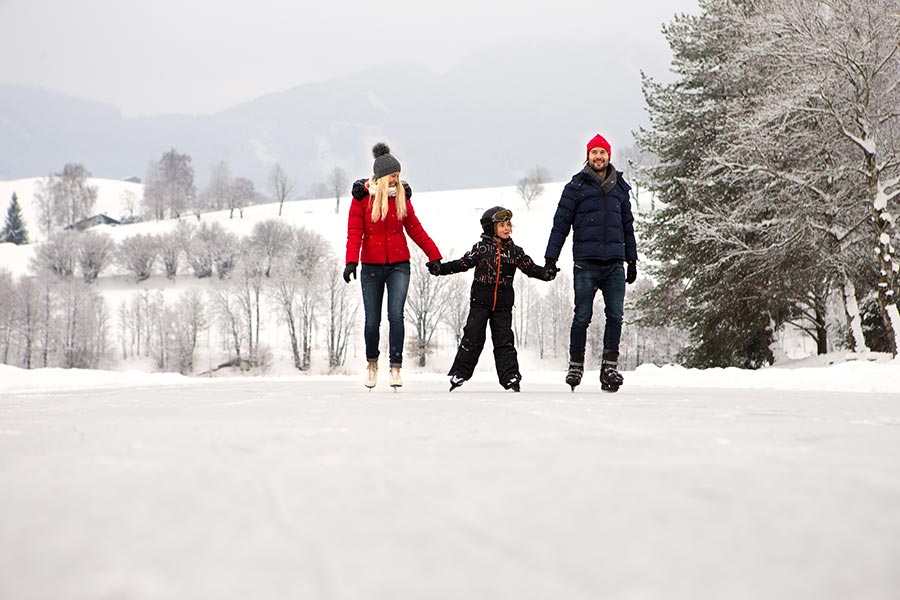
389;364;402;391
600;352;623;393
505;374;521;393
449;374;466;392
364;360;378;389
565;353;585;391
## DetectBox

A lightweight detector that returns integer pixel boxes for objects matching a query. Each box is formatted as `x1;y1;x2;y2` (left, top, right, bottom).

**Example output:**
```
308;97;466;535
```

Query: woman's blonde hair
368;175;407;222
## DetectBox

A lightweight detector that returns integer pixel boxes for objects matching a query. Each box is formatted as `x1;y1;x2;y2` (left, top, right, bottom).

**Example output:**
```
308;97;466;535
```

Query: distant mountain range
0;42;654;195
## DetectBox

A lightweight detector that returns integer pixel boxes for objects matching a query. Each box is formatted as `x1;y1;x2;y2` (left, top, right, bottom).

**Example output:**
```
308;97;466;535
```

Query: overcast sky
1;0;700;117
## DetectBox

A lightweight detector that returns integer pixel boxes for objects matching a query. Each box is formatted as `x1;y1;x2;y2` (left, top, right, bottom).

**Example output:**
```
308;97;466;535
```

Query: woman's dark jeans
360;261;410;366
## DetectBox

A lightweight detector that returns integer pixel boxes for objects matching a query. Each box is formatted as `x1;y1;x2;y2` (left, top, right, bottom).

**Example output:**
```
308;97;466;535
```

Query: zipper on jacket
492;244;501;310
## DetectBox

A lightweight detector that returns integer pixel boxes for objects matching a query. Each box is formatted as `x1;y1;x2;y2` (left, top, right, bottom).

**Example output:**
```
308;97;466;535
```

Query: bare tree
120;189;139;223
33;177;56;238
158;148;196;219
157;290;207;374
57;280;109;369
54;163;98;227
118;234;158;282
231;177;255;219
269;164;295;217
512;275;539;349
233;244;265;363
326;265;356;368
516;166;551;209
205;160;233;215
248;219;293;278
441;276;470;346
406;250;451;366
545;271;572;359
184;222;238;279
32;164;98;236
77;231;115;283
270;227;330;370
157;230;183;279
31;231;79;279
142;160;166;221
619;144;659;211
0;269;15;365
210;282;248;370
16;276;42;369
328;167;349;214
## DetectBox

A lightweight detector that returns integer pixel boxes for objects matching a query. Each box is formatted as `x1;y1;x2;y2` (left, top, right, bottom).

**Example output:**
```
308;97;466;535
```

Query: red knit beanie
586;134;611;159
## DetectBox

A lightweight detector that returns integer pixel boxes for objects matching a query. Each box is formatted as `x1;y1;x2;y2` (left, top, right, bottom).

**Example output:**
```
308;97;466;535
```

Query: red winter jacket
345;194;442;265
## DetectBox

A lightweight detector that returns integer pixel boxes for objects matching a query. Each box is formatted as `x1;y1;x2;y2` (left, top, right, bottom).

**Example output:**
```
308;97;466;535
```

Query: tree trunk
842;278;869;354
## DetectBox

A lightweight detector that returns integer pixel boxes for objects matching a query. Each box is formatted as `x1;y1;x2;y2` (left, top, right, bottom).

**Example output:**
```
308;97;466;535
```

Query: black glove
426;260;442;276
626;261;637;284
343;262;357;283
401;180;412;199
543;265;557;281
543;258;559;274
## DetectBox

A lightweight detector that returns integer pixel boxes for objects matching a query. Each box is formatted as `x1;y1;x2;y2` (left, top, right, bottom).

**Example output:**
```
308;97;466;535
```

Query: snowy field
2;366;900;600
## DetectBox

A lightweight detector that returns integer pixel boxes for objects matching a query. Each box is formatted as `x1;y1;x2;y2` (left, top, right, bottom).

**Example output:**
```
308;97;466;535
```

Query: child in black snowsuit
427;206;557;391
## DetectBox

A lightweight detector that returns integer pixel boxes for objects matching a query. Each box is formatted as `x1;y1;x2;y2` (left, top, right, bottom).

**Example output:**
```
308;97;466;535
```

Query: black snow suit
437;233;551;388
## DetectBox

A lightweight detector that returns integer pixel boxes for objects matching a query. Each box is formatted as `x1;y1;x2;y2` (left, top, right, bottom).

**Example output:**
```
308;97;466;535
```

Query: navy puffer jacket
544;167;637;263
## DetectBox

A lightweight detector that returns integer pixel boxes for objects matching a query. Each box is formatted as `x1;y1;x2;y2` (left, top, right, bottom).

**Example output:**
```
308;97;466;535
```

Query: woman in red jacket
343;143;442;389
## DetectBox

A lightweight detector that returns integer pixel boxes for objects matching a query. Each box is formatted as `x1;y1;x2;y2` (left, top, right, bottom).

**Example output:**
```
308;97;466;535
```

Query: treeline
0;221;684;374
17;150;353;243
637;0;900;366
0;221;357;374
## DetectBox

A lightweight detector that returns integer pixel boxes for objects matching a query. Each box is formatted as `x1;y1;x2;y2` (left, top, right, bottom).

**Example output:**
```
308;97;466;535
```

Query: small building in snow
65;214;121;232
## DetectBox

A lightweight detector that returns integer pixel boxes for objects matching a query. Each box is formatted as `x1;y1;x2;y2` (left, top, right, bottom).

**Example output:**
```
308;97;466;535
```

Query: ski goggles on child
490;208;513;222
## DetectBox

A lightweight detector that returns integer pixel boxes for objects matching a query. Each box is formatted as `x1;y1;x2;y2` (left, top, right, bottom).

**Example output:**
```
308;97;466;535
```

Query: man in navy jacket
544;133;638;392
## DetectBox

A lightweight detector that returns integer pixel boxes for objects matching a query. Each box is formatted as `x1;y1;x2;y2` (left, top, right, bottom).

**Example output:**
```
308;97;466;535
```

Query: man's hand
542;265;558;281
544;258;559;274
343;262;358;283
426;260;442;276
626;261;637;284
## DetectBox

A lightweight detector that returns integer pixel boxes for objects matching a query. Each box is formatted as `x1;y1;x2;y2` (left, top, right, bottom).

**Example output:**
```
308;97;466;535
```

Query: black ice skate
449;374;465;392
505;375;521;393
565;361;584;392
600;359;623;393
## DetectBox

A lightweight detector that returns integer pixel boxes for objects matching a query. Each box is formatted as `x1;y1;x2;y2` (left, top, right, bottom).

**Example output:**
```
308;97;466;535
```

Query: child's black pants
448;305;520;388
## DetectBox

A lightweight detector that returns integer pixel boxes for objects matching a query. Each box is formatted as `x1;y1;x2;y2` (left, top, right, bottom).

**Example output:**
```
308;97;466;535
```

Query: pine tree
1;192;29;245
636;0;789;368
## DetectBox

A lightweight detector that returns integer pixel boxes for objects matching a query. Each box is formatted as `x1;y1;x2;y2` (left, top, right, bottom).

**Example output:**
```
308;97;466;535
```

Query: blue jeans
360;262;410;366
570;262;625;357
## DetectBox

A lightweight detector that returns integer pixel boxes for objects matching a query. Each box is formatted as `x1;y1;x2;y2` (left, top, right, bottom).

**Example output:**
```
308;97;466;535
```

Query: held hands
343;262;358;283
626;261;637;284
426;260;442;276
542;258;559;281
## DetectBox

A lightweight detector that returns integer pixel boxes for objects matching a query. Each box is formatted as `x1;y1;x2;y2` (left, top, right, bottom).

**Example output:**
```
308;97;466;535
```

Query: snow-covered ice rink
2;372;900;600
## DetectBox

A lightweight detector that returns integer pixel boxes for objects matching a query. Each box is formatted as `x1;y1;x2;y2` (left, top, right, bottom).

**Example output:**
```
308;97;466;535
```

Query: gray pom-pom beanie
372;143;401;180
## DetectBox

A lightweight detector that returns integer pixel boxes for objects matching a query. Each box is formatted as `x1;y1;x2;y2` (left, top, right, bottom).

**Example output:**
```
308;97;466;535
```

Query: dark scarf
582;162;618;194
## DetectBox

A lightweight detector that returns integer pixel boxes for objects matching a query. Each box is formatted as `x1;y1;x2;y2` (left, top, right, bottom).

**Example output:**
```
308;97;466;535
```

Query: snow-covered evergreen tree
1;192;29;245
637;0;900;363
637;0;785;368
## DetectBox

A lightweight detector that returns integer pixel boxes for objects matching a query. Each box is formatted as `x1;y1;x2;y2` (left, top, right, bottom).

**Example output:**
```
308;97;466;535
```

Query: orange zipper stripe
492;244;501;310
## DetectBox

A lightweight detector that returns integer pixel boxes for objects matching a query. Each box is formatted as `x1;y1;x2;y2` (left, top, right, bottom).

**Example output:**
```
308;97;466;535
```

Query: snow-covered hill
0;176;888;376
